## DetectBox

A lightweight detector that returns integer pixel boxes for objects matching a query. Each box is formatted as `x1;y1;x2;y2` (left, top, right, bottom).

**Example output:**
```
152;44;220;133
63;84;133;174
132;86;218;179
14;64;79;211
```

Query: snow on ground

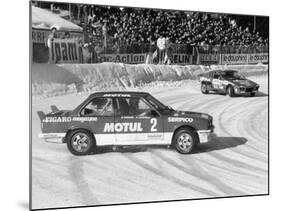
31;74;268;210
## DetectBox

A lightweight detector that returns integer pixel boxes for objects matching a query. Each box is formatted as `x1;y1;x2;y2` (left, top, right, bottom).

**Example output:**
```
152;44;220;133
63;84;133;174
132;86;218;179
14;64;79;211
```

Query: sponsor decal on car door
114;97;164;145
79;97;116;146
212;73;221;89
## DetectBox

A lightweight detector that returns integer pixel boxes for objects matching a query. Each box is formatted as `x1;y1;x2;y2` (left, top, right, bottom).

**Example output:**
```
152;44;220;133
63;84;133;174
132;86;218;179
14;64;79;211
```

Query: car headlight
201;113;209;119
234;86;240;93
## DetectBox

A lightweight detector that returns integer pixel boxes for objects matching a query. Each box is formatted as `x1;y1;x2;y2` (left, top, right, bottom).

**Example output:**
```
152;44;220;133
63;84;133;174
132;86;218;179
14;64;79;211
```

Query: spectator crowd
72;5;268;50
35;1;268;63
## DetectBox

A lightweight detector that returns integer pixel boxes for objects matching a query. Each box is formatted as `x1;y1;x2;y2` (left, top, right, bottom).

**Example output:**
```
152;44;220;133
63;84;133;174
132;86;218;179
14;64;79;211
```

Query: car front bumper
234;87;259;94
38;133;66;143
197;129;214;143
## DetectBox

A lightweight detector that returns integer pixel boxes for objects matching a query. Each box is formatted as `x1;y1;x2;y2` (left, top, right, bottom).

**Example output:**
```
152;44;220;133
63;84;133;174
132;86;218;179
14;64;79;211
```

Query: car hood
225;78;258;87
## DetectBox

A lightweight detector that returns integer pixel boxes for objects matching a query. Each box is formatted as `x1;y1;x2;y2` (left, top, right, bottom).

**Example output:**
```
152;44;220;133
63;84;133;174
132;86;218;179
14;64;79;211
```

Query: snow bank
32;6;82;31
32;62;268;97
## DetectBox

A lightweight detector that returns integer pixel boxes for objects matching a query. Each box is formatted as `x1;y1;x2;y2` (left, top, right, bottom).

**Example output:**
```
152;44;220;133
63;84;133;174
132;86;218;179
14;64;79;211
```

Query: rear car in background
38;92;214;155
199;70;259;97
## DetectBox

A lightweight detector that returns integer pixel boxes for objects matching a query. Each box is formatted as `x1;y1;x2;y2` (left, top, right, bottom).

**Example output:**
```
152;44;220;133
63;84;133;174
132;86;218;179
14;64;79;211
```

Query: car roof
201;69;238;76
89;91;151;98
211;69;237;73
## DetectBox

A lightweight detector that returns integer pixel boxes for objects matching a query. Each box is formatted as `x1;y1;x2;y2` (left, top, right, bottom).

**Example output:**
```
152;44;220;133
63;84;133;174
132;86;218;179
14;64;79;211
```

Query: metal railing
196;45;269;54
100;42;268;55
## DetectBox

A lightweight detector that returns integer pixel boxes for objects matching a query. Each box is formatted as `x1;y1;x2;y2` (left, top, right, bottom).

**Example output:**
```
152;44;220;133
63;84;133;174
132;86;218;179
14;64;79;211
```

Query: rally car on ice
199;70;260;97
38;92;214;155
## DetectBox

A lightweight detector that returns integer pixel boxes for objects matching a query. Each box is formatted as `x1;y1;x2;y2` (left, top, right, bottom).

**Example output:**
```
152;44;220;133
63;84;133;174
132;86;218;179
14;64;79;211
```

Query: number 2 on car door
150;118;157;132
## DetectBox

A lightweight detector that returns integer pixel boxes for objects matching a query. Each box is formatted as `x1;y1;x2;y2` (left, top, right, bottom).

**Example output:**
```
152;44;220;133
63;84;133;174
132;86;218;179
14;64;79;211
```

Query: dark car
38;92;214;155
199;70;259;97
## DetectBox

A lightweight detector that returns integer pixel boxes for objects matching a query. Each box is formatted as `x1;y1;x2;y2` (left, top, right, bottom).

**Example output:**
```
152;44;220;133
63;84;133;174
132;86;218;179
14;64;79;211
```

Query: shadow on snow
89;135;247;155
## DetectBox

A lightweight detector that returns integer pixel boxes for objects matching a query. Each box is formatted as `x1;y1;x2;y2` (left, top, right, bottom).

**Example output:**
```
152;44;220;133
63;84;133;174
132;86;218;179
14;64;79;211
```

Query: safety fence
34;38;268;65
94;43;268;65
102;42;268;55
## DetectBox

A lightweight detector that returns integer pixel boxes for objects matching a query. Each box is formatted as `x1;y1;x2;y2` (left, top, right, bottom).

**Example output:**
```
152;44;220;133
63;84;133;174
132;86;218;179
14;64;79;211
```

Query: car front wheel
201;83;209;94
227;86;235;97
173;128;198;154
66;129;95;155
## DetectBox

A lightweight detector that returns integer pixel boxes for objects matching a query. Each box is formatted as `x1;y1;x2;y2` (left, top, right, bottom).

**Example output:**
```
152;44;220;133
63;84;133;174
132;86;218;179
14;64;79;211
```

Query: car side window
213;74;220;79
116;97;156;117
81;97;114;117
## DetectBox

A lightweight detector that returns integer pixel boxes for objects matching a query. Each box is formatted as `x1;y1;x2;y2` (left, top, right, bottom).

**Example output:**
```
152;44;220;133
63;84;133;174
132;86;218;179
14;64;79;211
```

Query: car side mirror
163;109;171;115
150;110;158;117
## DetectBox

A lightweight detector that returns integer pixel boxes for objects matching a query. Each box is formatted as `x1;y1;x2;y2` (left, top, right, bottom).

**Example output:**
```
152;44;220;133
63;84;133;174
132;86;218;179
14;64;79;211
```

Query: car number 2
150;118;157;132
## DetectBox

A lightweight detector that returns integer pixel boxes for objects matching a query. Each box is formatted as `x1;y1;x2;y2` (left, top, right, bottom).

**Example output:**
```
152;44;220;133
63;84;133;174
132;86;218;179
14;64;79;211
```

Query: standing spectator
82;43;91;63
102;21;108;48
47;27;58;63
47;27;57;49
63;32;70;39
78;39;84;63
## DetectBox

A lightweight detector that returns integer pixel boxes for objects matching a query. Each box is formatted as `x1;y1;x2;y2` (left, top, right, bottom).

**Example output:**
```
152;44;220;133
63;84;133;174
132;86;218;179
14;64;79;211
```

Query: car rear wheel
66;129;95;155
201;83;209;94
173;128;198;154
250;92;256;97
227;86;235;97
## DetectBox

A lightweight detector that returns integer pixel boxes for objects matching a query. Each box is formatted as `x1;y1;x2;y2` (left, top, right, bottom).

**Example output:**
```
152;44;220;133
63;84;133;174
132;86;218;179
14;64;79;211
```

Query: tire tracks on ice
153;151;245;196
122;153;218;197
68;157;100;205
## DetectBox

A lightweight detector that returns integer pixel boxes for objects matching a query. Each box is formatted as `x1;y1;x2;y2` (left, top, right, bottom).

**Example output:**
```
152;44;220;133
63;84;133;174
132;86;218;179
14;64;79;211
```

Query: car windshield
145;95;172;111
221;71;245;80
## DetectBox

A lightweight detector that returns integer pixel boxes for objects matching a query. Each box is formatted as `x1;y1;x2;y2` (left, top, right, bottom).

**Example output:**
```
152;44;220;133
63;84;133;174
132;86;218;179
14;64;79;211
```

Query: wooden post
77;4;81;21
69;4;72;21
254;16;256;33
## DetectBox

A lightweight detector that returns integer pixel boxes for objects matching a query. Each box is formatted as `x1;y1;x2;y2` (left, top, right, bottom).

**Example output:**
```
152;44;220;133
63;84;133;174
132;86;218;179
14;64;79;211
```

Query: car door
114;97;164;145
212;72;221;90
79;97;115;146
218;75;227;91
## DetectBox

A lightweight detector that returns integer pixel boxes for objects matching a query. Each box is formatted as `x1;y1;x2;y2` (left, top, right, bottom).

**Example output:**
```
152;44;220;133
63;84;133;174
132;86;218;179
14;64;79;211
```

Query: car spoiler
51;105;59;112
37;105;60;121
37;111;45;121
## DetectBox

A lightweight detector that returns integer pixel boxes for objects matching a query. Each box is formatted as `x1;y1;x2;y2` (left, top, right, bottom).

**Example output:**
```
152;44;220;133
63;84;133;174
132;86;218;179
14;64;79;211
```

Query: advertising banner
221;54;248;65
171;54;192;65
49;39;81;64
98;53;191;65
198;54;221;65
248;53;269;64
98;54;146;64
221;53;269;65
32;28;83;44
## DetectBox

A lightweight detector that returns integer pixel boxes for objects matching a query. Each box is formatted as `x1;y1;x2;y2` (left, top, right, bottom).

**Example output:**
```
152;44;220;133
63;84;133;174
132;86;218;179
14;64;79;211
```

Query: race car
199;70;260;97
38;92;214;155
